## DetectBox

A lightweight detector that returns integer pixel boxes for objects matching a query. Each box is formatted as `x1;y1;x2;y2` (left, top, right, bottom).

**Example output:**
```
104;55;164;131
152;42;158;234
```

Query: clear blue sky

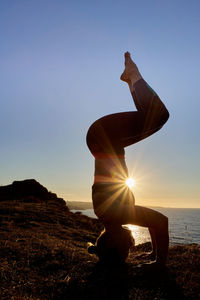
0;0;200;208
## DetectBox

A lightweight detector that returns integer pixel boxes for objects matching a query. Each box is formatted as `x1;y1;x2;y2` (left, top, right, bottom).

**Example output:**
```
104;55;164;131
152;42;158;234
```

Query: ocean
71;207;200;246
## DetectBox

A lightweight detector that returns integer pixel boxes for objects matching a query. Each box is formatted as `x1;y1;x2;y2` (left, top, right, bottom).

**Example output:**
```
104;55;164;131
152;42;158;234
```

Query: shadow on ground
63;261;184;300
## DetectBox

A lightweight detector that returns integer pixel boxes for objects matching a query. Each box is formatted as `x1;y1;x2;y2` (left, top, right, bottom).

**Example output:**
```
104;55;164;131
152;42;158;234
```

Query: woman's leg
86;53;169;156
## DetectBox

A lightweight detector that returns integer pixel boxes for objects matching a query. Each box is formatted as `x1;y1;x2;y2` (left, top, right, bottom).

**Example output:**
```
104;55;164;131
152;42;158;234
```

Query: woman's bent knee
162;109;170;125
155;109;170;129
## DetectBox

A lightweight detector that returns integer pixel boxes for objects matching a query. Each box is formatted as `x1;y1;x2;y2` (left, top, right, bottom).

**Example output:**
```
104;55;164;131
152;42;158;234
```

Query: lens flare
125;177;135;189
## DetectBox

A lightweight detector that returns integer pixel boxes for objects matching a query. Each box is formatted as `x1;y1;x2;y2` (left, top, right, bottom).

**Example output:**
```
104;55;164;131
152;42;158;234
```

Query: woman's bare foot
120;52;142;91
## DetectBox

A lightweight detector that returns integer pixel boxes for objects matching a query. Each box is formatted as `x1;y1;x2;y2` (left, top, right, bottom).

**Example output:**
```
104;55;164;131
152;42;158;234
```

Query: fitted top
94;153;129;184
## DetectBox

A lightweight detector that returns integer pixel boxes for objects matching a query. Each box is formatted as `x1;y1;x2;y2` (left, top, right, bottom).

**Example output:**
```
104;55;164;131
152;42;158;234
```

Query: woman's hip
92;183;135;224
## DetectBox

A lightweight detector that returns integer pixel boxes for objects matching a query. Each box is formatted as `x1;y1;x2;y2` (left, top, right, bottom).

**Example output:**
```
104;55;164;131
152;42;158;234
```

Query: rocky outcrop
0;179;66;207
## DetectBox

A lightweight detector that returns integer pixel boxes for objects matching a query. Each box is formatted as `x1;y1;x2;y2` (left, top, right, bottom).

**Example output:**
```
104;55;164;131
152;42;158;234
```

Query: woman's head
88;225;134;264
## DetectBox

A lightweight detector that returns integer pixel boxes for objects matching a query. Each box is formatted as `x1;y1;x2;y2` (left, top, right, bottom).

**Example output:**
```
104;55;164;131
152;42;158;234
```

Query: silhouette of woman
86;52;170;266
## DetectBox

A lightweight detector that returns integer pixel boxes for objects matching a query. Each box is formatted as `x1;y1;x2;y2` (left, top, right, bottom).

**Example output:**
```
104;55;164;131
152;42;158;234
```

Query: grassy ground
0;197;200;300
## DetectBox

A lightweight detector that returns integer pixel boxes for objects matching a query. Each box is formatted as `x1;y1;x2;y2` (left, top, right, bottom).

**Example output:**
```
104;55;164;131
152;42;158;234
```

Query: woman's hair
87;225;134;264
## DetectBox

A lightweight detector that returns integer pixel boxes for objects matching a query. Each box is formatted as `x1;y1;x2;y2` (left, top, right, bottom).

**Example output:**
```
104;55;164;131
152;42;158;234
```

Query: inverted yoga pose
86;52;170;267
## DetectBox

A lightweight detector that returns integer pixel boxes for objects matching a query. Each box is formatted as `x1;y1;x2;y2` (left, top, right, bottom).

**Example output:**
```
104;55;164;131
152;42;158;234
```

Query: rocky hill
0;179;66;204
0;180;199;299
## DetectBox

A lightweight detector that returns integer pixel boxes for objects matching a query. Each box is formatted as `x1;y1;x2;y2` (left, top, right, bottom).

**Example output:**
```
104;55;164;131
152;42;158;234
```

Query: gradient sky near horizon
0;1;200;208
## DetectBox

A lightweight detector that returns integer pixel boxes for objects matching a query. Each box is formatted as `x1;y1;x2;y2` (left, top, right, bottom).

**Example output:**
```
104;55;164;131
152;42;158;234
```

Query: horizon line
66;200;200;210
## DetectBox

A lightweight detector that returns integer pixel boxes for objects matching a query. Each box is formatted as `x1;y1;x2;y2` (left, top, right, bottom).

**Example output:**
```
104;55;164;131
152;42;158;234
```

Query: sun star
125;177;135;189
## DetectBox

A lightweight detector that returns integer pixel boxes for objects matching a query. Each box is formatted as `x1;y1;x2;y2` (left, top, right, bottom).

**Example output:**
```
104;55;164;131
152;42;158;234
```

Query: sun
125;177;135;189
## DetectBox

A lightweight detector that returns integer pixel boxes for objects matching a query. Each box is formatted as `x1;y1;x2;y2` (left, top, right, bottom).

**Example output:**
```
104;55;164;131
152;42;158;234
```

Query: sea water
71;207;200;246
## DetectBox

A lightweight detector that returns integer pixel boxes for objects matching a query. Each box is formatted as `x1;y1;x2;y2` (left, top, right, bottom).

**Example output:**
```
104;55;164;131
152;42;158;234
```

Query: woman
86;52;170;266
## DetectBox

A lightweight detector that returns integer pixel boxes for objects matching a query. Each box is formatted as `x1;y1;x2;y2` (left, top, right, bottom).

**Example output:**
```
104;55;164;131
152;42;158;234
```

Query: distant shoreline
67;201;93;210
67;201;200;210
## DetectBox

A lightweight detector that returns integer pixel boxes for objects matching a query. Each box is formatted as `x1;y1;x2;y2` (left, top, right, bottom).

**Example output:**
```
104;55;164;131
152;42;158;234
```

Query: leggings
86;79;169;157
86;79;170;262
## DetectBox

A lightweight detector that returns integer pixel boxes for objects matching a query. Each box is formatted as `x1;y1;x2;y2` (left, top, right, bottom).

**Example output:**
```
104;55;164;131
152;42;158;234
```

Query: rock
0;179;67;208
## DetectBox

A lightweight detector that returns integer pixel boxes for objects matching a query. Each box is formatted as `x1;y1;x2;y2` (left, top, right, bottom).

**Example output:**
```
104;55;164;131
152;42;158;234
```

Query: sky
0;0;200;208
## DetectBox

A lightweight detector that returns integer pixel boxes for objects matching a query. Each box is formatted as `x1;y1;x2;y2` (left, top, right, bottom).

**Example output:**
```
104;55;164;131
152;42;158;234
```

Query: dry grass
0;198;199;299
